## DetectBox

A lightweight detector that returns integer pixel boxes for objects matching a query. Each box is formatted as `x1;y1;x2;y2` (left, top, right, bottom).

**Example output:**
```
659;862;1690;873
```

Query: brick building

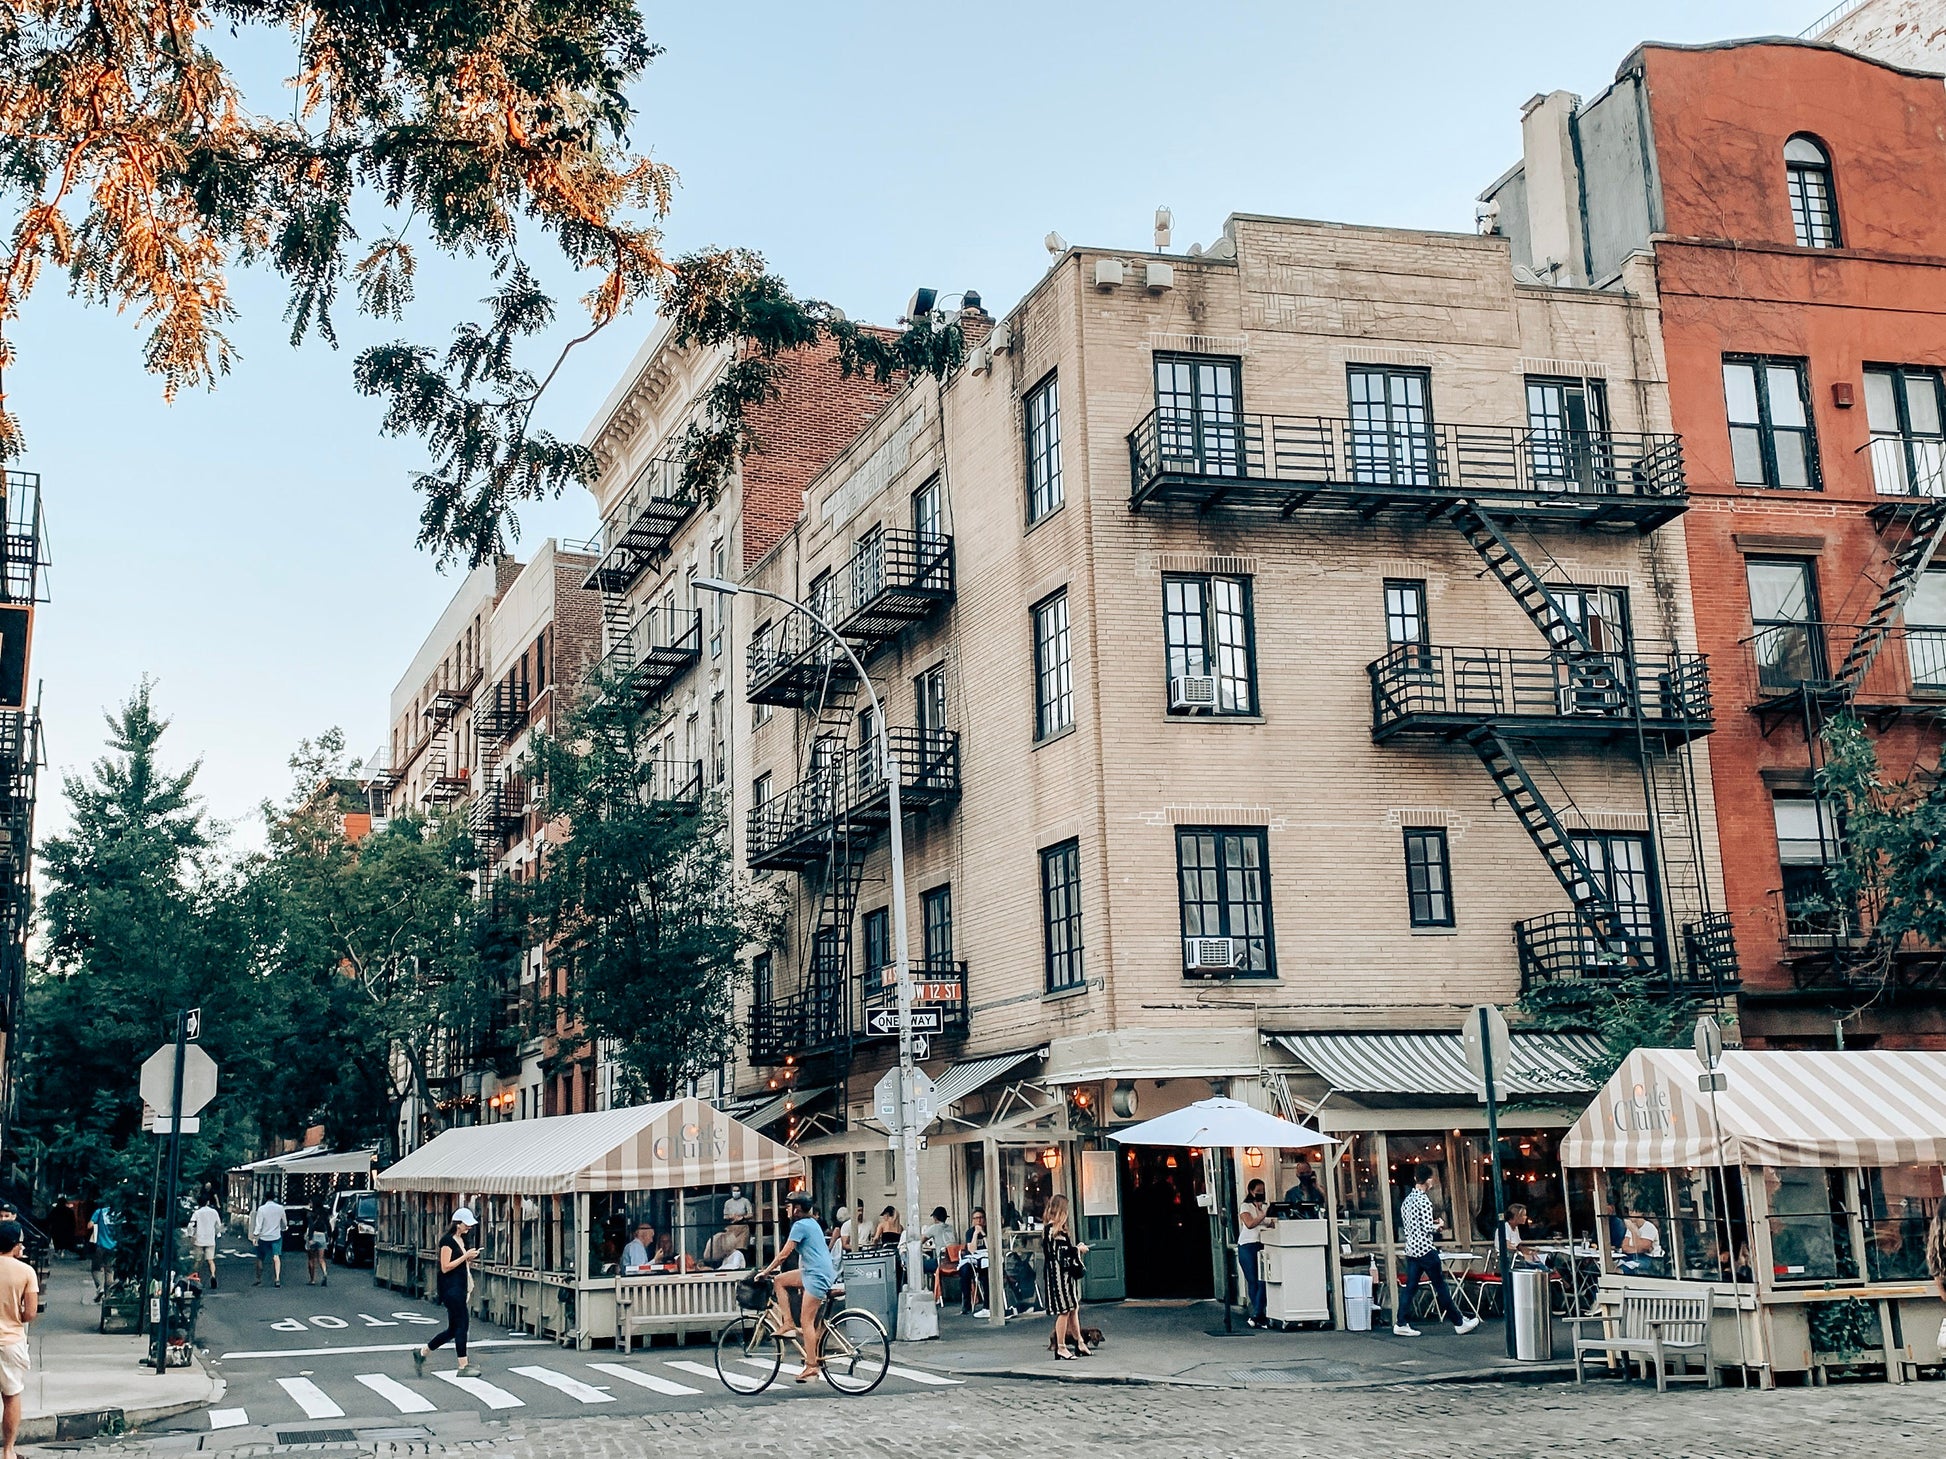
1484;37;1946;1050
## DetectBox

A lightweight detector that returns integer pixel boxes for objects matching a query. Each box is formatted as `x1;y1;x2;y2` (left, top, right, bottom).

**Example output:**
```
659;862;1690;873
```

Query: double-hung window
922;885;953;968
1033;590;1073;740
1747;557;1825;691
915;663;947;738
1403;828;1454;928
1863;366;1946;499
1724;356;1818;489
1041;840;1084;993
1176;827;1275;976
1785;136;1839;249
1162;574;1256;714
1025;374;1064;523
912;475;943;542
1774;794;1851;944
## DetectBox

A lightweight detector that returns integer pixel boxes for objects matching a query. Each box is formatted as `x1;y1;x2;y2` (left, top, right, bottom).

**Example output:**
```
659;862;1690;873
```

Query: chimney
957;292;994;348
1519;91;1587;286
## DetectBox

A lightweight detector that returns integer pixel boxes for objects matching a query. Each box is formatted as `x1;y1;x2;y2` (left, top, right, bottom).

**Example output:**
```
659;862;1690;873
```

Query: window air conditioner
1169;674;1219;711
1184;937;1244;974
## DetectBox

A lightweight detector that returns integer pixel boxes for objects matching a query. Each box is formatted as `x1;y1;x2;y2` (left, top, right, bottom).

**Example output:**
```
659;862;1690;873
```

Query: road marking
509;1365;614;1403
275;1377;345;1419
208;1409;249;1430
585;1362;702;1397
355;1374;438;1413
431;1370;524;1409
222;1338;539;1360
885;1362;961;1386
664;1360;725;1384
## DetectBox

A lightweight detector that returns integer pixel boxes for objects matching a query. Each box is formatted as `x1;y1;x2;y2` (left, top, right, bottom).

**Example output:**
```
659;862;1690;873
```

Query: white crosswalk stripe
275;1377;345;1419
664;1359;725;1384
885;1362;961;1386
355;1373;438;1413
584;1362;703;1397
207;1408;249;1430
509;1365;614;1403
430;1370;525;1409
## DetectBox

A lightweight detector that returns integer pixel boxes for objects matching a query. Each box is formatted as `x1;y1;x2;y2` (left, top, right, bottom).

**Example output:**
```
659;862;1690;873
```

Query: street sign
864;1006;944;1038
1694;1014;1724;1071
1461;1004;1512;1103
184;1007;203;1041
142;1109;200;1135
873;1068;936;1132
140;1043;218;1118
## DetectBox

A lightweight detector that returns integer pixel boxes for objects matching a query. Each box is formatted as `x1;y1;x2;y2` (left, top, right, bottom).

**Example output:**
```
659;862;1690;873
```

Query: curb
933;1360;1581;1391
20;1395;213;1445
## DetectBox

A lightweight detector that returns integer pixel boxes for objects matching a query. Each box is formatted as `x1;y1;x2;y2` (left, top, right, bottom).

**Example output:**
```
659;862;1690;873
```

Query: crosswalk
215;1354;962;1427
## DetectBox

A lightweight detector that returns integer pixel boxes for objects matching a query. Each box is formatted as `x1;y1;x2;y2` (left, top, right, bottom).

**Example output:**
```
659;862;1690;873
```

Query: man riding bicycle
758;1189;835;1384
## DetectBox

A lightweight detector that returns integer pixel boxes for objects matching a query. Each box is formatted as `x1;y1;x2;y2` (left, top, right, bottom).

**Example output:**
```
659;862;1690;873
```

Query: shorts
90;1245;113;1271
194;1244;215;1265
802;1266;833;1301
0;1341;29;1398
307;1233;328;1251
255;1239;278;1262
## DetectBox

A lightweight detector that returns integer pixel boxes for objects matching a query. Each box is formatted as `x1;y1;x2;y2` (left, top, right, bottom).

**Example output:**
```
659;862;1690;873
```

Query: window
1154;354;1243;477
1764;1166;1857;1283
1040;840;1084;993
857;703;880;786
1402;828;1454;928
914;663;947;738
1908;570;1946;688
709;542;727;658
852;526;883;612
1525;376;1611;492
1863;365;1946;498
750;622;772;726
708;693;725;785
1724;356;1817;489
752;772;771;811
1162;574;1256;714
1384;579;1429;660
862;907;891;989
1785;135;1839;249
1774;794;1851;943
912;475;943;542
1746;557;1825;690
1569;831;1658;947
1348;366;1434;486
1025;374;1064;522
1176;826;1275;975
808;568;836;625
1033;590;1073;740
922;885;953;968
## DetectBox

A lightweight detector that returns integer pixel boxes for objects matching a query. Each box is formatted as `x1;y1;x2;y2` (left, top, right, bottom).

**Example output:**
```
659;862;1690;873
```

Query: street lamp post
697;577;937;1342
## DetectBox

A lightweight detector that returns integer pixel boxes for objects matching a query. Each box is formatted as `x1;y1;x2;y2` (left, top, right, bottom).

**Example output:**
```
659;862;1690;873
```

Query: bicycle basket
735;1276;773;1311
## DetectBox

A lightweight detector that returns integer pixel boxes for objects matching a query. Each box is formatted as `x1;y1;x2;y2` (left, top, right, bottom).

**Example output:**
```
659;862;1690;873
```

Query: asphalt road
158;1244;968;1440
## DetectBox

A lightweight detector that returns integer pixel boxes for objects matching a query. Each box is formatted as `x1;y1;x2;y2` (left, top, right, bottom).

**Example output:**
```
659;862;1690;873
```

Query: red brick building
1485;38;1946;1048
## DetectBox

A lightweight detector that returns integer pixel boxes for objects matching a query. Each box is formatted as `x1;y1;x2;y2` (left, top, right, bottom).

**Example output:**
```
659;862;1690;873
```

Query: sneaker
1455;1316;1482;1335
1393;1323;1421;1337
972;1308;990;1318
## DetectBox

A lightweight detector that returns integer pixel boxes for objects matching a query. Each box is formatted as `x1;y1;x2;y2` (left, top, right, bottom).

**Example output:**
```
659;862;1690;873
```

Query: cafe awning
1272;1030;1606;1097
928;1049;1040;1112
275;1149;378;1176
744;1086;829;1131
376;1098;802;1197
1563;1046;1946;1170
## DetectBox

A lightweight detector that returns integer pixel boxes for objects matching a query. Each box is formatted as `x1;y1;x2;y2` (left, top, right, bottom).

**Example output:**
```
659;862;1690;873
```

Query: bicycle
714;1275;890;1395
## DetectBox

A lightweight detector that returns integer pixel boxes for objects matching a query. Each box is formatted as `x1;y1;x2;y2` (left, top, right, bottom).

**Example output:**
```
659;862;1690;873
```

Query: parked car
330;1190;378;1267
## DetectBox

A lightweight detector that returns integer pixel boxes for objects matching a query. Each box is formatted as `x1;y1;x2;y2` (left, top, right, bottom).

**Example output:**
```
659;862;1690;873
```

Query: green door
1079;1147;1125;1300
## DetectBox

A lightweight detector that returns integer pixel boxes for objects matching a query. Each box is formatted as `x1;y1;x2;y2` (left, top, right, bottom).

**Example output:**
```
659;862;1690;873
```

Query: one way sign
865;1006;943;1037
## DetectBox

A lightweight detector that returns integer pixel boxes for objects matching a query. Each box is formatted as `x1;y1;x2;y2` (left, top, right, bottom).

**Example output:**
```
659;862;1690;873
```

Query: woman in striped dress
1042;1194;1091;1358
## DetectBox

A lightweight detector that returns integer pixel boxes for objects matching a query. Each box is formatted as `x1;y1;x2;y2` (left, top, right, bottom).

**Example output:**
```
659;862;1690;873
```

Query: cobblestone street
65;1377;1943;1459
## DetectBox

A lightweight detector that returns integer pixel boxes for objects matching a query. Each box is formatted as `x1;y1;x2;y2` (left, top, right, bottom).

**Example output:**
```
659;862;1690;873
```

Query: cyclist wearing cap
760;1190;834;1383
413;1207;483;1378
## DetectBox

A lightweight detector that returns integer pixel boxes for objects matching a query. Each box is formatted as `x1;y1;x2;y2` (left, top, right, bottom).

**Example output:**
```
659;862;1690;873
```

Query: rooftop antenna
1154;206;1173;252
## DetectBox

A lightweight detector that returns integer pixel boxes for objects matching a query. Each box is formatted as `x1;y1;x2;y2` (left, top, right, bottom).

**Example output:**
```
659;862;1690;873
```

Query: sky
9;0;1814;846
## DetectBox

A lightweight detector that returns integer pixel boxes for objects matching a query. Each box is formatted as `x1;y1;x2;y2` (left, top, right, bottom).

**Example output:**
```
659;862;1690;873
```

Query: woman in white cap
413;1207;483;1376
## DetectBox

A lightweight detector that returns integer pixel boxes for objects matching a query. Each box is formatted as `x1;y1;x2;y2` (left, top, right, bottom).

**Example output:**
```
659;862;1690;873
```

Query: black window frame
1033;588;1074;742
1723;355;1820;490
1863;364;1946;498
1785;134;1840;250
922;885;953;968
912;473;943;543
1161;572;1258;716
1384;579;1429;661
862;906;891;987
1040;839;1085;994
1153;352;1244;478
1524;375;1613;491
1746;555;1827;690
751;951;773;1010
1175;826;1276;977
1347;364;1436;487
1402;827;1455;929
914;662;948;737
1025;372;1064;524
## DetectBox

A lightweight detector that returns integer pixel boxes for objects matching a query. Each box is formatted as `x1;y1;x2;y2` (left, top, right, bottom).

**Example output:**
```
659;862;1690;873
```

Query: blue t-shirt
92;1209;116;1252
789;1217;835;1285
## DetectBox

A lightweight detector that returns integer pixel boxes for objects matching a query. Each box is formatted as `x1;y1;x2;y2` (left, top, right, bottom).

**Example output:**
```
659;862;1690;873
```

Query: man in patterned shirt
1394;1165;1481;1337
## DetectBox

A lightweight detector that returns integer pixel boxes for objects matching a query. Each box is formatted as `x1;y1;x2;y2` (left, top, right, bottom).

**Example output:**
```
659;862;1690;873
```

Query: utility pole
1479;1007;1513;1360
152;1009;187;1374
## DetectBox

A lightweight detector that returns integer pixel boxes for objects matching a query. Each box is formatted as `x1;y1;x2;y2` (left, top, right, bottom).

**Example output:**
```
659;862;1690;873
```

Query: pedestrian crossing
215;1353;963;1427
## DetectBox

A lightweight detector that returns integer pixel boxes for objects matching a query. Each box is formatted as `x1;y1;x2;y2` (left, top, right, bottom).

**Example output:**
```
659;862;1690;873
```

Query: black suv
329;1190;379;1267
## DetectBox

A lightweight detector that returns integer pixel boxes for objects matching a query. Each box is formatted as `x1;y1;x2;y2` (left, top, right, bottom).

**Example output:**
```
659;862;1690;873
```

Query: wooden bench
1569;1286;1718;1392
614;1272;742;1349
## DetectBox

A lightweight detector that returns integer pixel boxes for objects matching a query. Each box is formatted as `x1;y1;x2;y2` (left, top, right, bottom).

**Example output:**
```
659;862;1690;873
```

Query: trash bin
840;1251;899;1337
1511;1266;1552;1360
1342;1272;1374;1332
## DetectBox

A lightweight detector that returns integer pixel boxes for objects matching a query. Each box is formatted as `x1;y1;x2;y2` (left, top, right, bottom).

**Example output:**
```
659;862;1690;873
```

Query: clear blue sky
11;1;1808;843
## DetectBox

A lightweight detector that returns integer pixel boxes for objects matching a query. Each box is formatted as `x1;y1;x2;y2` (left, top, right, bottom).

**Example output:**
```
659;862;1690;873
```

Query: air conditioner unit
1169;674;1219;711
1184;937;1244;974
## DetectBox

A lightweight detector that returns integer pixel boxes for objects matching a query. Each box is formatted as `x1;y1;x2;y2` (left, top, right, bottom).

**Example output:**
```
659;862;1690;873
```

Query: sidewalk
20;1259;219;1442
909;1300;1577;1389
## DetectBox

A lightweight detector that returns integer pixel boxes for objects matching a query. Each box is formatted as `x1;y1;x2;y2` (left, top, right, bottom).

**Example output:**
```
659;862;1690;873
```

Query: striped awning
375;1098;803;1196
927;1049;1041;1114
744;1086;829;1131
1272;1031;1606;1097
1564;1047;1946;1170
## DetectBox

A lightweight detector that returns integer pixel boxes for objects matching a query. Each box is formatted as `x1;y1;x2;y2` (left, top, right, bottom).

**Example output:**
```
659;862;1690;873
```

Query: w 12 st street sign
865;1007;943;1038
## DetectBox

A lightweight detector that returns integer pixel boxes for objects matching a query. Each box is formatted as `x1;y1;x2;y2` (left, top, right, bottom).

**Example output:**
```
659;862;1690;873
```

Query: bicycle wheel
819;1309;890;1395
714;1314;783;1394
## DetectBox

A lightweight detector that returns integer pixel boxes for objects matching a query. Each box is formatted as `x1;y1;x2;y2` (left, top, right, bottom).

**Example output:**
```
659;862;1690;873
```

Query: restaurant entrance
1120;1145;1212;1299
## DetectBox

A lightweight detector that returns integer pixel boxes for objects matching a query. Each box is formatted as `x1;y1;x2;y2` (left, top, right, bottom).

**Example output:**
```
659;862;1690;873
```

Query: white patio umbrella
1109;1099;1336;1334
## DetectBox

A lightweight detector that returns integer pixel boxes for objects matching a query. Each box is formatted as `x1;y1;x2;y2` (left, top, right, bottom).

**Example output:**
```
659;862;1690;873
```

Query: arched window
1785;135;1839;249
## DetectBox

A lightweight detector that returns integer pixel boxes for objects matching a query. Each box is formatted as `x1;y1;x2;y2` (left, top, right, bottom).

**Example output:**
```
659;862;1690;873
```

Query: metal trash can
840;1251;898;1337
1511;1266;1552;1360
1341;1272;1374;1332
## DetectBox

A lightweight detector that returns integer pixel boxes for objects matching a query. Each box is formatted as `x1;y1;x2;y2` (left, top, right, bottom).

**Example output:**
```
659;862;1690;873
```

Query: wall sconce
1244;1147;1264;1168
1041;1146;1061;1169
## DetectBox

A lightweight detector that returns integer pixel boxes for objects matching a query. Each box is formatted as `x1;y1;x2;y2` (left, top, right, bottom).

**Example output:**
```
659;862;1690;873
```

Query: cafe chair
934;1243;965;1305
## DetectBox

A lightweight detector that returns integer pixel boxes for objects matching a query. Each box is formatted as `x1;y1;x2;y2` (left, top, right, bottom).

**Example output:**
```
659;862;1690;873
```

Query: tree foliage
1518;978;1705;1085
525;671;780;1103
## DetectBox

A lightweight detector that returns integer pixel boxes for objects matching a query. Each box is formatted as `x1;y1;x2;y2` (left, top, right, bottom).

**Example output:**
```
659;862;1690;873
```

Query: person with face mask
721;1185;752;1224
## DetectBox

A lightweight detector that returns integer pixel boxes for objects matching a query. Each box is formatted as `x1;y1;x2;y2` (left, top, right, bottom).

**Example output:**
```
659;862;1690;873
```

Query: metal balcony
748;983;851;1065
1127;410;1687;529
599;607;702;707
1741;621;1946;731
1771;890;1946;991
838;531;954;653
0;471;49;605
648;757;705;809
1515;909;1739;995
583;450;699;595
424;687;468;727
1369;642;1713;745
475;680;530;742
747;613;860;708
860;959;970;1038
746;728;960;871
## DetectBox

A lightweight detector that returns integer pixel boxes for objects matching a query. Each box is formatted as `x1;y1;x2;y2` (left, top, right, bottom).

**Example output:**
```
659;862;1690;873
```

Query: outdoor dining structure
1563;1047;1946;1386
374;1099;803;1349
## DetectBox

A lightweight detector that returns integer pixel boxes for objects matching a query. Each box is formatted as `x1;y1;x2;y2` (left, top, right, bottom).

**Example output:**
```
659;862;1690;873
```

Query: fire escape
0;472;49;1159
1129;405;1736;1000
419;686;471;809
745;530;961;1070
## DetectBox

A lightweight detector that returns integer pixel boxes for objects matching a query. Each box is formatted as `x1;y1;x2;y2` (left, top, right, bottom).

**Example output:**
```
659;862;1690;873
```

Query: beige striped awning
375;1098;803;1196
1562;1047;1946;1170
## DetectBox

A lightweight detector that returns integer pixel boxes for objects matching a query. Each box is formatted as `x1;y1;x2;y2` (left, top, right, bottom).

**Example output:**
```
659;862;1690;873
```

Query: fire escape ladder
805;823;873;1050
1450;504;1596;656
1833;500;1946;697
1466;727;1644;965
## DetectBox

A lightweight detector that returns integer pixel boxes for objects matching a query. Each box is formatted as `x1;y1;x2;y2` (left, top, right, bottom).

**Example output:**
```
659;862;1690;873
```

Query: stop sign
139;1043;218;1117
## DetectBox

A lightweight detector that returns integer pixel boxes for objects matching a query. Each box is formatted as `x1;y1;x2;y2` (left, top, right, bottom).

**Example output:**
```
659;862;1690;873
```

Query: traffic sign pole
1479;1007;1513;1360
153;1009;188;1374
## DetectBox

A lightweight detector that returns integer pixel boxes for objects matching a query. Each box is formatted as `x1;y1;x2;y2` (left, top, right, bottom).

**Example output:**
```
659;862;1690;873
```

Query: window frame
1040;839;1085;994
1785;134;1840;250
1402;827;1456;929
912;474;943;542
1025;372;1064;524
1152;352;1245;478
922;885;954;968
1863;364;1946;499
861;906;891;988
1723;355;1820;490
1032;588;1074;742
1746;555;1828;689
1347;364;1436;487
914;662;948;737
1161;572;1259;716
1174;825;1277;977
1384;579;1430;660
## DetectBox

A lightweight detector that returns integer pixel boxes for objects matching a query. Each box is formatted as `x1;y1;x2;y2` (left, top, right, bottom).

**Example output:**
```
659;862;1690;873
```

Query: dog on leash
1047;1326;1105;1351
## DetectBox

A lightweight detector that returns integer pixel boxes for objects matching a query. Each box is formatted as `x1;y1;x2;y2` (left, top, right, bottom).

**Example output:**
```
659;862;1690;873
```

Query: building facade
1483;38;1946;1050
0;470;46;1171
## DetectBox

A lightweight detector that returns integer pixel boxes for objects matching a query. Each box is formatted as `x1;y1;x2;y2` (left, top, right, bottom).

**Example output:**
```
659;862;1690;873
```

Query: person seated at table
870;1206;903;1248
1615;1204;1665;1277
1499;1203;1543;1269
620;1219;668;1271
702;1220;749;1270
1283;1159;1326;1213
960;1207;991;1316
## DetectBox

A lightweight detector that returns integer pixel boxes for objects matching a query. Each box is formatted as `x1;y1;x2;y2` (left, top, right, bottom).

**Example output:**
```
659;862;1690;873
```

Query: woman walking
413;1208;483;1377
1042;1194;1091;1358
306;1198;331;1287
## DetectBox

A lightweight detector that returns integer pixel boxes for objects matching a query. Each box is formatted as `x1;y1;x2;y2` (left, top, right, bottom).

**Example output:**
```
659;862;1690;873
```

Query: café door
1079;1147;1125;1301
1119;1146;1213;1299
